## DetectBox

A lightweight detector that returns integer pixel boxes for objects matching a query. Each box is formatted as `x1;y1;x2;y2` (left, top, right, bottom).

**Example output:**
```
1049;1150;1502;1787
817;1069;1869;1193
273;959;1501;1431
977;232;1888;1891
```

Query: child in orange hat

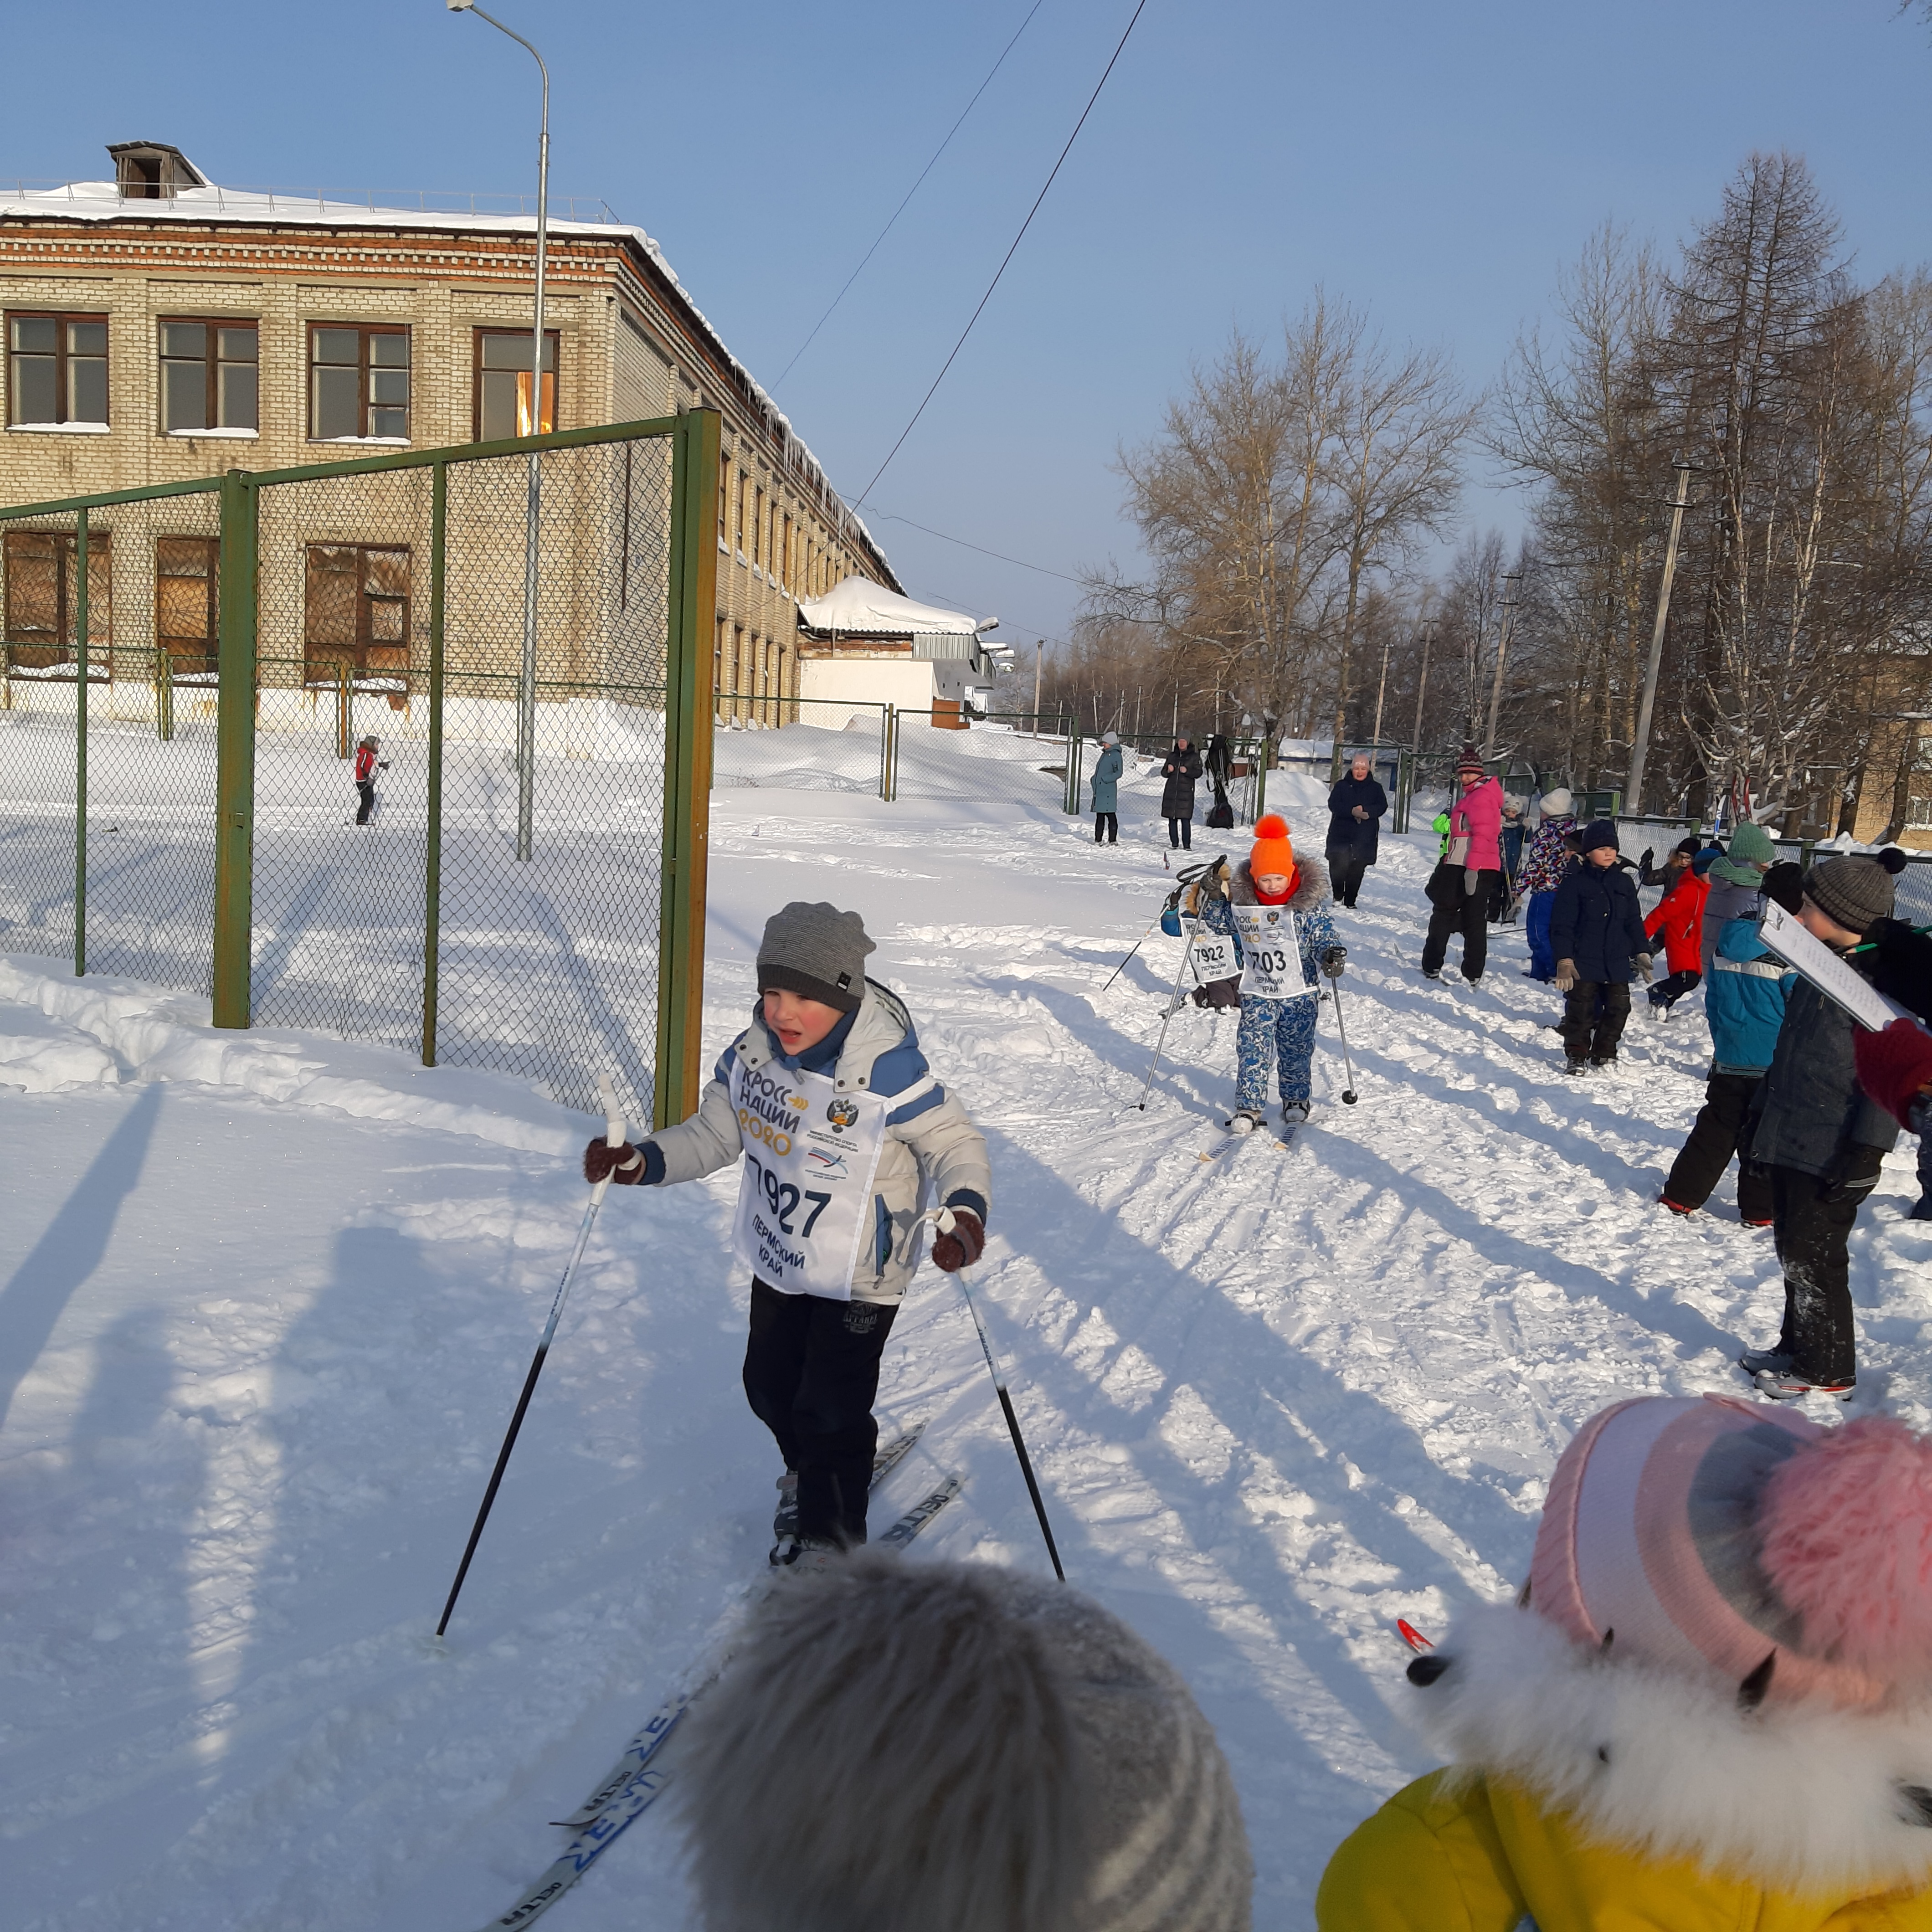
1192;816;1339;1135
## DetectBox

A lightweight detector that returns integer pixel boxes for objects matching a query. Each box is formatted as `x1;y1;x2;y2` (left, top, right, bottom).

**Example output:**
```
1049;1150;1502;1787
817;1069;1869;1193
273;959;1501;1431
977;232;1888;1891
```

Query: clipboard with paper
1754;899;1921;1034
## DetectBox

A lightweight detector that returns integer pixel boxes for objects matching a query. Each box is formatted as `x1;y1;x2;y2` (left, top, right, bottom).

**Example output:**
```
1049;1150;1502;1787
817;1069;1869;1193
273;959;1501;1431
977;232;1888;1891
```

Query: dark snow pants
1327;850;1368;909
1167;816;1192;849
1559;980;1630;1063
355;780;376;825
1664;1072;1773;1221
743;1279;899;1545
1768;1165;1860;1385
1094;812;1118;844
1526;891;1556;980
1648;967;1702;1011
1421;865;1496;980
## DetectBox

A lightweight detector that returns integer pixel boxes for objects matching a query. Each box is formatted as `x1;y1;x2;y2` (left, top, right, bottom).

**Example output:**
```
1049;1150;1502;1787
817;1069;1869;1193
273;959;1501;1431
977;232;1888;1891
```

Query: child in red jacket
1643;853;1708;1012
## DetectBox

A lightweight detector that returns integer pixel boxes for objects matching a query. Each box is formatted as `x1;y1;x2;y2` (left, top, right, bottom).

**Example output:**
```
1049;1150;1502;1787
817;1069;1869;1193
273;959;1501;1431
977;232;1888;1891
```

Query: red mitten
930;1209;985;1274
583;1138;647;1185
1853;1018;1932;1129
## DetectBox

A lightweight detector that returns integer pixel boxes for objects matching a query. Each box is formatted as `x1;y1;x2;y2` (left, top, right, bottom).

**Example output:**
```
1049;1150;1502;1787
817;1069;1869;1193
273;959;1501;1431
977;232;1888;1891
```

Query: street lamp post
1625;461;1696;817
1483;571;1523;760
449;0;550;860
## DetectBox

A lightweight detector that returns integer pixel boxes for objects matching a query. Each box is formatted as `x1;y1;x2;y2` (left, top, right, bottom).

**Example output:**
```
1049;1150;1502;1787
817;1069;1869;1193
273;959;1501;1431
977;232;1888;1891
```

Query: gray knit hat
756;901;875;1013
678;1553;1254;1932
1803;848;1907;936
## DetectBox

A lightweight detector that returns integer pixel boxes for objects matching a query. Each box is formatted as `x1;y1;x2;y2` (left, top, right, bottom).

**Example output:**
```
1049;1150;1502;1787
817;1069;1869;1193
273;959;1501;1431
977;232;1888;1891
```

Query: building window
309;325;411;441
156;537;218;669
2;529;111;664
781;514;793;592
7;313;109;425
159;320;258;433
754;488;766;569
714;615;726;714
303;544;411;677
735;475;748;555
717;463;729;544
474;329;558;440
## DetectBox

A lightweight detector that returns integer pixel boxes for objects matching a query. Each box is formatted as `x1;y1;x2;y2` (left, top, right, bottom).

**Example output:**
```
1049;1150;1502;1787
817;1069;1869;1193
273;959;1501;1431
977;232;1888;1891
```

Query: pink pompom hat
1529;1393;1932;1710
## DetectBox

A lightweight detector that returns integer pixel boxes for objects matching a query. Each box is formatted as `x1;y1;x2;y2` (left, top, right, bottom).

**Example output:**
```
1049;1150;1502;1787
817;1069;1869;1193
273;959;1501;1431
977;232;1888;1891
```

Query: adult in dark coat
1324;753;1387;909
1160;738;1203;850
1549;819;1652;1070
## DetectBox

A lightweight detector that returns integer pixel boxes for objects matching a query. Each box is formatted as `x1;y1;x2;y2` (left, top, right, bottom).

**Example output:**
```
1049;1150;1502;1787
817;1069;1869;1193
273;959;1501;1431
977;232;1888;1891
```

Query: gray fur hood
1226;854;1330;912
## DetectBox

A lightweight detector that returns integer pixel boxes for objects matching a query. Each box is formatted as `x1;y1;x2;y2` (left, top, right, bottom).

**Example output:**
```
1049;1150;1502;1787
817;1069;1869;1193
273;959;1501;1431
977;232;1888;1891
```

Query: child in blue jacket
1660;862;1800;1223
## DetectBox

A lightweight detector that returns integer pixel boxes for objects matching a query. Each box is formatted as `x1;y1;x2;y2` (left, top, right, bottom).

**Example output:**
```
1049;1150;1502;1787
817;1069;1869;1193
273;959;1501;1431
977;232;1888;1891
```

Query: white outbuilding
795;577;1009;729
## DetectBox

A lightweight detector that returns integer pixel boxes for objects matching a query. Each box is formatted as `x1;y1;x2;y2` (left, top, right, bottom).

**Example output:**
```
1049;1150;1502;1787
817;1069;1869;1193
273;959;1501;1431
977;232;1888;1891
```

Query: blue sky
8;1;1930;647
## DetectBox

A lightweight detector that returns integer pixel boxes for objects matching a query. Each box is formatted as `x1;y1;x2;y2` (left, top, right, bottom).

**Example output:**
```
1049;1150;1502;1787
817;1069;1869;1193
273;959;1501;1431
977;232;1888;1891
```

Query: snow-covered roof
0;174;886;577
796;575;990;638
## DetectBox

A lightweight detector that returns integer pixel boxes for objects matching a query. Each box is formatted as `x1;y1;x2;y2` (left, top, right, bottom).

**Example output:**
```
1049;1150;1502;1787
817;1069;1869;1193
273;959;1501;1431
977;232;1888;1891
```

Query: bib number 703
746;1154;832;1238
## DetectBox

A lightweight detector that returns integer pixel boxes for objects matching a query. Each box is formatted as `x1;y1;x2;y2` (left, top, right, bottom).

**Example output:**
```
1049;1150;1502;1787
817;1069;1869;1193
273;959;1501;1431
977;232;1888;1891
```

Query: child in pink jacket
1420;750;1504;983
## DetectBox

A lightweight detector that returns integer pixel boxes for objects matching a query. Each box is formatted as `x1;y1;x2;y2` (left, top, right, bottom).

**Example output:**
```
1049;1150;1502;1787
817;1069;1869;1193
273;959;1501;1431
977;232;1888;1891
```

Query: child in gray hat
1739;846;1908;1400
585;901;992;1560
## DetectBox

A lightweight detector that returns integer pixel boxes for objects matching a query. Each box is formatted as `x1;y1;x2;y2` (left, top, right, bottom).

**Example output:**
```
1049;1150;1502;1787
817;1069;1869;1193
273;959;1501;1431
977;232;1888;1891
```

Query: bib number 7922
746;1153;831;1238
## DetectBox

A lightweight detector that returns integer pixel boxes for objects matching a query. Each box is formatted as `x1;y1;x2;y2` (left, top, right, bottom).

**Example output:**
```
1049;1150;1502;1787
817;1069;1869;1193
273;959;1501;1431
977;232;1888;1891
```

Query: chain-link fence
0;487;224;991
0;414;716;1130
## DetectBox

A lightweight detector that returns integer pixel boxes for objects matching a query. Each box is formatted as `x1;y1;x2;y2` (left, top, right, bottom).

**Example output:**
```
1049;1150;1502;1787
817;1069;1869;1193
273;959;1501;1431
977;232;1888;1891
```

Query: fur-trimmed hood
1227;855;1329;914
1408;1599;1932;1896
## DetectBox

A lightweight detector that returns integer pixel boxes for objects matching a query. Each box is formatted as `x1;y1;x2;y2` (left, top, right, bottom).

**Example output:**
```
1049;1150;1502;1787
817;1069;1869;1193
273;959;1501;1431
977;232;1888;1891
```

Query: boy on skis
1193;813;1338;1136
583;902;992;1560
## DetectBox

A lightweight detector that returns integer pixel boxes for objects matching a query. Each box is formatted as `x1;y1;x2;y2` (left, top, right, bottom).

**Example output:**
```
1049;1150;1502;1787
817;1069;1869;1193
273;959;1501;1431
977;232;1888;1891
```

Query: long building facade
0;141;898;718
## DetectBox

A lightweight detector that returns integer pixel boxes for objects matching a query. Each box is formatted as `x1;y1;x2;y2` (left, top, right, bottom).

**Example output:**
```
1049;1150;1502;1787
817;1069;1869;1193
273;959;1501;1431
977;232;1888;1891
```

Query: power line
773;0;1047;389
872;508;1086;583
854;0;1152;509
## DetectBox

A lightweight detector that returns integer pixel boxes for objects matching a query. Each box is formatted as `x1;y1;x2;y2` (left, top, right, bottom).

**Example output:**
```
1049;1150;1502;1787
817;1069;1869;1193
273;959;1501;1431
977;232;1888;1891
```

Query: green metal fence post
878;703;891;800
73;509;88;977
657;408;719;1130
212;471;258;1029
421;460;447;1066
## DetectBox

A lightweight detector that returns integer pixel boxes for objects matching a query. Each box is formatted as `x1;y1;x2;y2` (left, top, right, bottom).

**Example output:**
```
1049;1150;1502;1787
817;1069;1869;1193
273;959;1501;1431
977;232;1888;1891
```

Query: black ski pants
1648;967;1702;1011
1166;816;1192;849
1664;1071;1773;1221
1559;980;1630;1062
743;1279;899;1545
1768;1164;1861;1385
1327;850;1368;909
355;780;376;825
1093;812;1118;844
1421;865;1496;980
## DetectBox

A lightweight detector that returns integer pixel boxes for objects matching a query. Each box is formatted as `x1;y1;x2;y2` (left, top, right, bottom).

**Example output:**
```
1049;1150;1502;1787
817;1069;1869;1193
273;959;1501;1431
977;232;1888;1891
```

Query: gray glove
1464;867;1480;896
1634;953;1655;984
1553;958;1579;992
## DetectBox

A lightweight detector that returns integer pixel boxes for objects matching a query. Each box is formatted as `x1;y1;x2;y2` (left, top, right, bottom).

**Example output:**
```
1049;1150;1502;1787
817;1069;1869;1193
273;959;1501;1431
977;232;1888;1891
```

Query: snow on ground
5;772;1932;1930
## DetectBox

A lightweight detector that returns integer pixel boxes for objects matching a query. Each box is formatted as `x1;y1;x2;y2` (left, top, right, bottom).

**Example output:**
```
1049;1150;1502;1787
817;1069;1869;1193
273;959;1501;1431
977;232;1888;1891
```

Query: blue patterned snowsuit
1198;858;1338;1111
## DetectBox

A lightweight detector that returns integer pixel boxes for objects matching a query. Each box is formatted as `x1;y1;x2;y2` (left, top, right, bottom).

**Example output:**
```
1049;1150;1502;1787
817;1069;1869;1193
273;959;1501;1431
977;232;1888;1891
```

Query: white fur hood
1408;1599;1932;1895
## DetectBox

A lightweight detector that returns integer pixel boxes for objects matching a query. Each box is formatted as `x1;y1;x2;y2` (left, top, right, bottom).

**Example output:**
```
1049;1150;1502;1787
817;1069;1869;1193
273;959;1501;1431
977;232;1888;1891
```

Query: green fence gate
0;411;719;1130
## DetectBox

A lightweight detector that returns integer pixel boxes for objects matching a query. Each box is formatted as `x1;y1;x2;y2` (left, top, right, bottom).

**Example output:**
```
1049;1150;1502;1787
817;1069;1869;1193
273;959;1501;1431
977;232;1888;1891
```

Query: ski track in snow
3;773;1931;1929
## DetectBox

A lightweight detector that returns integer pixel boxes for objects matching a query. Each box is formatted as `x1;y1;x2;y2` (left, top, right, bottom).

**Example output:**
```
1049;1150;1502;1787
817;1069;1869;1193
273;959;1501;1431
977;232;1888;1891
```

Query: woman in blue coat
1548;820;1652;1071
1089;731;1123;845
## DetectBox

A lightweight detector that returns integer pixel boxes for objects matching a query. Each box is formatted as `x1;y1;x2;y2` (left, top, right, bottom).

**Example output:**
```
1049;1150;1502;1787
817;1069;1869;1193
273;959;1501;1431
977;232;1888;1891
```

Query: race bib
1233;904;1315;1001
730;1058;892;1299
1188;928;1238;982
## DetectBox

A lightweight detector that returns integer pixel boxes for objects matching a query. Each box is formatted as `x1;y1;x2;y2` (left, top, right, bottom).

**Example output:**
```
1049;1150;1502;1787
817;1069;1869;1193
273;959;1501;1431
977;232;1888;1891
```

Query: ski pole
436;1074;627;1639
1136;922;1196;1110
1100;911;1161;993
1321;946;1359;1105
935;1210;1066;1582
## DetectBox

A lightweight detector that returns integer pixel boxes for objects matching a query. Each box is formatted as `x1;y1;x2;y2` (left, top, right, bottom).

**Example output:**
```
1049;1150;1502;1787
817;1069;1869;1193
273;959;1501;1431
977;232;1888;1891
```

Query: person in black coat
1548;819;1652;1071
1160;737;1203;850
1324;753;1387;909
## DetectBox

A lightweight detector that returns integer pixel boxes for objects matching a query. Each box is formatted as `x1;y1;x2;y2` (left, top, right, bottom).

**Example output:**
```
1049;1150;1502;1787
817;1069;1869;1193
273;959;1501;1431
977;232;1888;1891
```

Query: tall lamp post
448;0;550;860
1625;461;1696;818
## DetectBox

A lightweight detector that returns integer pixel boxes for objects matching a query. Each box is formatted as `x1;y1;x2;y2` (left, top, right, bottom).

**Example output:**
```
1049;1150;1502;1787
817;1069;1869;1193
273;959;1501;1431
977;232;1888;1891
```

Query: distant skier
353;735;389;826
582;902;992;1562
1194;813;1337;1136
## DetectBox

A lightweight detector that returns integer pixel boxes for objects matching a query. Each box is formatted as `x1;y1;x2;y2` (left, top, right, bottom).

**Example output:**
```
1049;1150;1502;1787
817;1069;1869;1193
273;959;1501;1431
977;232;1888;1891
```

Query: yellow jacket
1318;1768;1932;1931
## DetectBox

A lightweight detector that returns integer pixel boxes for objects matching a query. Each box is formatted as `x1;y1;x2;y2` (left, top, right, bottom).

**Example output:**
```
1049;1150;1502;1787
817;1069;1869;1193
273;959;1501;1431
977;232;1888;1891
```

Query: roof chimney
106;142;208;200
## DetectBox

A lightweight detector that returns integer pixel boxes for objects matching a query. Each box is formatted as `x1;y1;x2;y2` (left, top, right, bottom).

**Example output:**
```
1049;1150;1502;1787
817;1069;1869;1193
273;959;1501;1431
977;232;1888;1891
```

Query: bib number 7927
745;1153;831;1239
